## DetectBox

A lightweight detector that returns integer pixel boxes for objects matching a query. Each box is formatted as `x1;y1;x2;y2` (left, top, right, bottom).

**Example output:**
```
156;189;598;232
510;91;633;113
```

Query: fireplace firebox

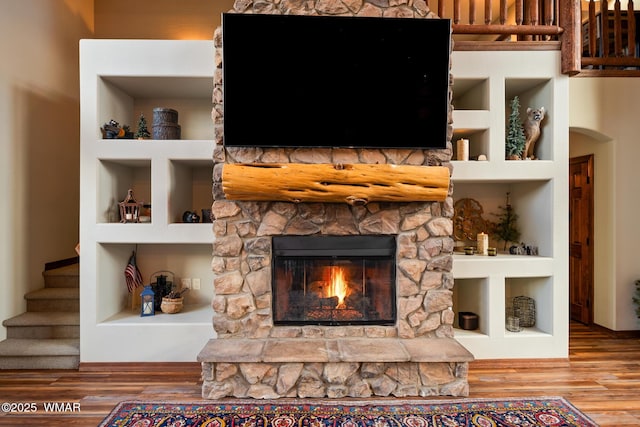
272;235;396;326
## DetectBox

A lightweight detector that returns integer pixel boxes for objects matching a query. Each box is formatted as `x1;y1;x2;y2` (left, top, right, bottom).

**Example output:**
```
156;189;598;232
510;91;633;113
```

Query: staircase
0;264;79;369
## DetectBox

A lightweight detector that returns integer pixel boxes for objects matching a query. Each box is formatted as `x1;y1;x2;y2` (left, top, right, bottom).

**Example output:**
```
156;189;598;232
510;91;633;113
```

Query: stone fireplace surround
197;0;473;399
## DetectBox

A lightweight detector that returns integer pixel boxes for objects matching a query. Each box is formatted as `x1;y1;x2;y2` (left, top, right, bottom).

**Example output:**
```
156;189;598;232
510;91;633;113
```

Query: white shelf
80;40;217;363
450;50;569;360
451;160;556;181
94;304;214;363
95;139;214;158
452;110;491;130
103;304;212;325
453;254;554;278
94;223;213;244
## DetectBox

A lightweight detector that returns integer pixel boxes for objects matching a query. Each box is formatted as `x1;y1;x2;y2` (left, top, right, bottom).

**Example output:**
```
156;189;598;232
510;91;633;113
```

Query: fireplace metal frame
271;235;397;326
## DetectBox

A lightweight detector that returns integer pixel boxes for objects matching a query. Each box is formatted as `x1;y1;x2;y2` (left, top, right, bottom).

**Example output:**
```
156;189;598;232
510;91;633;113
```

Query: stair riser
7;326;79;339
44;276;79;288
26;300;79;312
0;356;79;370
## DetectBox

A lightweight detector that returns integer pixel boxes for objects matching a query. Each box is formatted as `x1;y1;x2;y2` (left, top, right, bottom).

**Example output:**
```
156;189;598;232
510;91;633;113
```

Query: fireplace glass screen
272;236;396;325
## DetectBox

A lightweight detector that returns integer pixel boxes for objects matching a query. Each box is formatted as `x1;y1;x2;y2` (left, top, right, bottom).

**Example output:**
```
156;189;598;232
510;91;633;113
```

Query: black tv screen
222;13;451;149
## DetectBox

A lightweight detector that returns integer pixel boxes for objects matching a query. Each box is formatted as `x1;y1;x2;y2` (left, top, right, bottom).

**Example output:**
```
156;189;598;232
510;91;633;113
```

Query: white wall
94;0;233;39
0;1;93;340
569;78;640;331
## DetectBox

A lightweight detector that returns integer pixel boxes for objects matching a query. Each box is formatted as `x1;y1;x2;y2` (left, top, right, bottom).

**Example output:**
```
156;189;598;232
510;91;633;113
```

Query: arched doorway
569;128;615;327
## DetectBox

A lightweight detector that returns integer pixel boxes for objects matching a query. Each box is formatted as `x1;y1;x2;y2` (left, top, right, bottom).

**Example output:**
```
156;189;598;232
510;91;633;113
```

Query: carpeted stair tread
24;287;79;312
0;338;79;356
2;312;79;327
24;287;79;300
43;264;79;288
44;263;79;275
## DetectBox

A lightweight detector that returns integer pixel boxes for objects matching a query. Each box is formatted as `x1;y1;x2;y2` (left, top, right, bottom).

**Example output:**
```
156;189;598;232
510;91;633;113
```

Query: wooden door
569;155;594;325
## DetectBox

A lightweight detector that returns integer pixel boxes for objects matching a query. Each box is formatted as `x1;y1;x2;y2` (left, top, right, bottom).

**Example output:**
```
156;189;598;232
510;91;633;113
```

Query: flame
328;266;348;309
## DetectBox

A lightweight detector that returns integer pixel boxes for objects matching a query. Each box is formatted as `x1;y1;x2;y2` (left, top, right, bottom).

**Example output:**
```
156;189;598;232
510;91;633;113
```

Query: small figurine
182;211;200;223
135;113;151;139
101;119;134;139
523;107;546;160
103;119;124;139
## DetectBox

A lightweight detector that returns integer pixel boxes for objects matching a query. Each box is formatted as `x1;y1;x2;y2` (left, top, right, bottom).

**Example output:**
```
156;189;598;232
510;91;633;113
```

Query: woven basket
161;297;184;314
512;296;536;327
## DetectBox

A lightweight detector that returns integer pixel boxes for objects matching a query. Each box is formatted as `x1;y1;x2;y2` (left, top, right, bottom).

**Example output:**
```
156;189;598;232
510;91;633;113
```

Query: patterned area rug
98;397;598;427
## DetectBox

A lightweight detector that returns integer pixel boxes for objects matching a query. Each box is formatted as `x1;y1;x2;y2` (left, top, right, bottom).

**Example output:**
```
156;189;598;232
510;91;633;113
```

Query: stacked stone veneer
198;0;473;399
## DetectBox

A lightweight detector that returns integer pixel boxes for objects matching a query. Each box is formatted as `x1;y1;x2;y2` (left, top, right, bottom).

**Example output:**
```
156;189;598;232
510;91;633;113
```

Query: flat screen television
222;13;451;149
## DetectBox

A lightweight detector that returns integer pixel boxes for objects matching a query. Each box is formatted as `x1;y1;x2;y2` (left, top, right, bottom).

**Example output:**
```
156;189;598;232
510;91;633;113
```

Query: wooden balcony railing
436;0;640;76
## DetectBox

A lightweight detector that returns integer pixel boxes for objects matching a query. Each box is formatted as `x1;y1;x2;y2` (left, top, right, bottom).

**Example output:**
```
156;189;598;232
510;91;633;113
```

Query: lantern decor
140;285;155;316
119;189;143;223
150;271;174;312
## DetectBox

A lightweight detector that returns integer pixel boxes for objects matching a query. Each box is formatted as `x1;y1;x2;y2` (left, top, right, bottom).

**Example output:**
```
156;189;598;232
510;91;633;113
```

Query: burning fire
328;266;348;309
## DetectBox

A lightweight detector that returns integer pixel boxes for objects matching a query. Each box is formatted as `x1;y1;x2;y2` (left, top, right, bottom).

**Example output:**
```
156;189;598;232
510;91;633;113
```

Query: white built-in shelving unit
79;41;568;362
450;50;569;359
79;40;217;362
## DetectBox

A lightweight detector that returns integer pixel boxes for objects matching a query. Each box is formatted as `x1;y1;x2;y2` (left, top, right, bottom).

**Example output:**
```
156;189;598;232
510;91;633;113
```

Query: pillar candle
477;232;488;255
456;138;469;161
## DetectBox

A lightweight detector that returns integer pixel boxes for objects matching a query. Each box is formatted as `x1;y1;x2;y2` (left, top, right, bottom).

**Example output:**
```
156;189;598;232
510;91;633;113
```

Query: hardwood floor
0;322;638;426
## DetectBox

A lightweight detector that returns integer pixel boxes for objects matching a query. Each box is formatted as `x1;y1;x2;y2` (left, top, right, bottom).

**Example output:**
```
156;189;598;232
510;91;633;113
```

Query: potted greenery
134;113;151;140
491;192;521;251
506;96;526;160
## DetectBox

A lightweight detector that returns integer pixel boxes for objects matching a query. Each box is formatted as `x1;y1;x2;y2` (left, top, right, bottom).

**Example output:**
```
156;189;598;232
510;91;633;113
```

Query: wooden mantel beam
222;163;450;206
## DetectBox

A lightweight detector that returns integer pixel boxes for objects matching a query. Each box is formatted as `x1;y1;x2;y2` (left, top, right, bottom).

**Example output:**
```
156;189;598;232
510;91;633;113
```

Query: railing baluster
589;0;597;57
454;0;461;25
485;0;492;25
500;0;507;24
530;0;539;25
544;0;553;26
438;0;445;21
516;0;524;25
614;0;622;55
469;0;476;25
629;0;637;58
601;0;610;57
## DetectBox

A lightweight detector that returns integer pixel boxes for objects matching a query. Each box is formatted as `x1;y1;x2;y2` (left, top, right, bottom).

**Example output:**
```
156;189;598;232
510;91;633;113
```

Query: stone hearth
199;337;471;399
197;0;473;399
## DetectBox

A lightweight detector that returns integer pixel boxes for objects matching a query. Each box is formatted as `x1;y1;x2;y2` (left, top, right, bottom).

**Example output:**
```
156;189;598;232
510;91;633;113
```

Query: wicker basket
160;297;184;314
512;296;536;327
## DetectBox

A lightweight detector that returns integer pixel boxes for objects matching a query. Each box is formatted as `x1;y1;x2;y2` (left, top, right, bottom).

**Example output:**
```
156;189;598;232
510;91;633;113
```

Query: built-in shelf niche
97;159;151;224
452;128;490;161
505;276;553;335
504;77;553;161
453;277;489;337
96;243;214;324
452;78;491;161
452;78;489;110
453;180;553;256
98;76;214;141
169;159;213;224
